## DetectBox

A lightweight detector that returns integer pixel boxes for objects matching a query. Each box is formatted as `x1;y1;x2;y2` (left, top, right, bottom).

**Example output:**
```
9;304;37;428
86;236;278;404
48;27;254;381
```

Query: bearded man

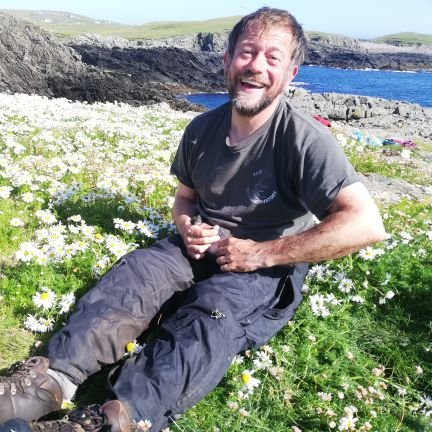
0;7;385;432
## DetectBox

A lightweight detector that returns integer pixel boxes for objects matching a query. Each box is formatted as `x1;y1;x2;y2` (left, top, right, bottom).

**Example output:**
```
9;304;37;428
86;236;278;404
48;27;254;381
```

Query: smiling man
0;7;385;432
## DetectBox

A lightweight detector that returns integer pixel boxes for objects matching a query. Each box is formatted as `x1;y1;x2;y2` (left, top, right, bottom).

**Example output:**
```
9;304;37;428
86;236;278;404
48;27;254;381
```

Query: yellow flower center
126;342;136;353
242;373;251;384
41;292;49;300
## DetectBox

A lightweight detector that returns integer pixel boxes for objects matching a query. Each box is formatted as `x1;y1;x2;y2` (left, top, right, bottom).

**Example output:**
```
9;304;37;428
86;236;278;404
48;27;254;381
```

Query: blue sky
0;0;431;39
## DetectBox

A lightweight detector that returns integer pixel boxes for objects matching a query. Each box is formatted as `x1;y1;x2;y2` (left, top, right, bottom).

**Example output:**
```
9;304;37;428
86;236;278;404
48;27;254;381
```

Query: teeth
241;80;264;88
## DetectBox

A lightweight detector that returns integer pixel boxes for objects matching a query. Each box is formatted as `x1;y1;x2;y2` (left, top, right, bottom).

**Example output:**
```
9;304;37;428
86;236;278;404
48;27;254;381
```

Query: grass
372;33;432;46
4;10;432;45
0;93;431;431
1;9;241;40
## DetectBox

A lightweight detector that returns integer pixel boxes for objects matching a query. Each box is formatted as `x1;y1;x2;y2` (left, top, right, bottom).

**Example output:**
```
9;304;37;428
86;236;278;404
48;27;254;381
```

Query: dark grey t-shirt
171;98;359;242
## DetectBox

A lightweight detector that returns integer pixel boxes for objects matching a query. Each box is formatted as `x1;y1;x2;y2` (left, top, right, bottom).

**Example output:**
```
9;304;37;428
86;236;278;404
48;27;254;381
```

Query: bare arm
172;182;220;259
215;182;386;272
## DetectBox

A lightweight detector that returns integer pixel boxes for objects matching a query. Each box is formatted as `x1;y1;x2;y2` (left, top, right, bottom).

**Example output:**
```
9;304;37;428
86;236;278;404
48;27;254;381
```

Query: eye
241;49;253;56
269;55;281;63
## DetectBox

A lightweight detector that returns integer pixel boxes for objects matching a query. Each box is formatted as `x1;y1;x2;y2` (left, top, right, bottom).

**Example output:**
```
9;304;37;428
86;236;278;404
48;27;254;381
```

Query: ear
285;65;299;85
290;65;299;80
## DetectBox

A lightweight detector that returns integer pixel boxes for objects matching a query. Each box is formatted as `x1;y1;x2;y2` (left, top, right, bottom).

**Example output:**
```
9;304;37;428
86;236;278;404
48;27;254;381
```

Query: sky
0;0;431;39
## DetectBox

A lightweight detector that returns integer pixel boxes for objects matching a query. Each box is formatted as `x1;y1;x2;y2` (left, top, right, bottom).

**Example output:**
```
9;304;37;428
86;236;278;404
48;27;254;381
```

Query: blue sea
183;65;432;109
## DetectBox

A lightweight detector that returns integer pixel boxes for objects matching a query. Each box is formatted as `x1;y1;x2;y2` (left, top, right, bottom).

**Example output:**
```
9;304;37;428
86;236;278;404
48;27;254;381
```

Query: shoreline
177;89;432;144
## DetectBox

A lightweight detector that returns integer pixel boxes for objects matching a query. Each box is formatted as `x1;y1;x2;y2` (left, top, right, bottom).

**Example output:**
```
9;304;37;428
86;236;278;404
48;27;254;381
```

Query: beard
226;70;281;117
230;91;274;117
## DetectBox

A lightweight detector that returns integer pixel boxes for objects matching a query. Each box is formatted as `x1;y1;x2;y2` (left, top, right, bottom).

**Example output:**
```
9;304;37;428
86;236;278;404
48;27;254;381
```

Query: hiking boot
28;400;131;432
0;357;63;422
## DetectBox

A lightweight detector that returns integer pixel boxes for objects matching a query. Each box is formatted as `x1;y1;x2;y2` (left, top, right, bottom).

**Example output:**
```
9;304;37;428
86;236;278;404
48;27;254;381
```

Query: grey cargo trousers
48;235;307;431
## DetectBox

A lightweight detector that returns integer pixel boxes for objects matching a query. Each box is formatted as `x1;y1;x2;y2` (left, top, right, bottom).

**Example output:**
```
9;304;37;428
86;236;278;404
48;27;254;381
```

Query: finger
188;243;211;254
187;235;220;246
189;225;220;237
215;245;229;256
216;254;231;266
191;252;206;260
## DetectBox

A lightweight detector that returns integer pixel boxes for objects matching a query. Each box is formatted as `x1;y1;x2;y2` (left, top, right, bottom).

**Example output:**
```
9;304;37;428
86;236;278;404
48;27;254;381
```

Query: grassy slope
0;9;240;39
2;9;432;44
372;32;432;45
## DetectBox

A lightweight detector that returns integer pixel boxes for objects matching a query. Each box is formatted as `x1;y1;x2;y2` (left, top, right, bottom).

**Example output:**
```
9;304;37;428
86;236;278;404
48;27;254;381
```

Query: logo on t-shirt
247;170;278;204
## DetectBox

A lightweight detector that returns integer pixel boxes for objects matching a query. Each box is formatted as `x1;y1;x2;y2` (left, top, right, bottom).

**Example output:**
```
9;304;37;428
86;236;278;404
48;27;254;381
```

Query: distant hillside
4;9;432;45
131;17;241;39
0;9;240;39
0;9;132;37
372;32;432;46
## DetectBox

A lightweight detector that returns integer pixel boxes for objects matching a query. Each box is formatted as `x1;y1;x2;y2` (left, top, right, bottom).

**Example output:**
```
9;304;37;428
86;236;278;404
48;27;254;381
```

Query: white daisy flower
59;292;75;314
241;369;260;393
33;288;56;310
10;218;25;227
37;317;54;332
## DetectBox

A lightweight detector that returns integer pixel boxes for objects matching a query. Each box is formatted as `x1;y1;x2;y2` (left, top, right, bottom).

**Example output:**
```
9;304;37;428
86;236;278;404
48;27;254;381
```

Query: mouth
239;78;267;90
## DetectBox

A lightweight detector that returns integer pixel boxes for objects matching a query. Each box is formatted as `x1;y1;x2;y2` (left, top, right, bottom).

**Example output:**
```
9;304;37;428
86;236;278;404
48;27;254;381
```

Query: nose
248;52;266;74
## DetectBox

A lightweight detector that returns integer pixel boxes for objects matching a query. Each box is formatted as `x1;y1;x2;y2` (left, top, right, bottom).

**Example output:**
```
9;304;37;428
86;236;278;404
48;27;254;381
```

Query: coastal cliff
0;12;431;140
69;31;432;73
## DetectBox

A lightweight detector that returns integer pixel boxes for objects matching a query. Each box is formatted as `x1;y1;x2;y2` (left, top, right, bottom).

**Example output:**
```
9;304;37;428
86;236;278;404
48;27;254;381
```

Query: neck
229;96;281;144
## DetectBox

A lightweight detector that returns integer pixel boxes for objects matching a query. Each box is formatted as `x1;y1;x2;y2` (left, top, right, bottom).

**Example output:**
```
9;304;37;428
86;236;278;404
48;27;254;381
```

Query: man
0;7;385;432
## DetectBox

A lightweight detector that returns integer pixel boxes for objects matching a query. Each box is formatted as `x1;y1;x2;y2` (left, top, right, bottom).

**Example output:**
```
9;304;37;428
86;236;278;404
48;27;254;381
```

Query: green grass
342;139;432;187
0;94;431;431
6;9;432;45
372;32;432;46
44;18;240;40
1;9;241;40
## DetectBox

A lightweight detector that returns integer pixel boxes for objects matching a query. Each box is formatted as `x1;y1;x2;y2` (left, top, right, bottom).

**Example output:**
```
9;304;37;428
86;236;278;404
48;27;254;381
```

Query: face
224;25;298;117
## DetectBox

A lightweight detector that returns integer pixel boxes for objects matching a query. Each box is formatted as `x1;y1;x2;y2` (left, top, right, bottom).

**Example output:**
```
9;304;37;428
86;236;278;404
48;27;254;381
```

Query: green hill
2;10;432;45
372;32;432;46
0;9;240;39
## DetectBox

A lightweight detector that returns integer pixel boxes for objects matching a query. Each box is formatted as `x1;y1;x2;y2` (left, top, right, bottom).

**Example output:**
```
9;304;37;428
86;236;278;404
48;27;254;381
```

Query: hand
183;222;221;260
215;237;268;272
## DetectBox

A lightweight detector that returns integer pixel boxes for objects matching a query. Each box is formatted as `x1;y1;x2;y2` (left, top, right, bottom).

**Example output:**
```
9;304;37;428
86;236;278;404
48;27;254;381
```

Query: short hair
227;7;307;66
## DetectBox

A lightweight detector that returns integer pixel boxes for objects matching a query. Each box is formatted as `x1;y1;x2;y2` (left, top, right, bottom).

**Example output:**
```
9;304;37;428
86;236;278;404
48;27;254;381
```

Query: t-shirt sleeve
170;126;195;189
293;133;359;220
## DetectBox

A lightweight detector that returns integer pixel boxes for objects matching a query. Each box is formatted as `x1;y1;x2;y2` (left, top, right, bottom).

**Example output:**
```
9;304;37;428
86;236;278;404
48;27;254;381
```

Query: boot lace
66;404;110;432
0;360;37;395
30;405;110;432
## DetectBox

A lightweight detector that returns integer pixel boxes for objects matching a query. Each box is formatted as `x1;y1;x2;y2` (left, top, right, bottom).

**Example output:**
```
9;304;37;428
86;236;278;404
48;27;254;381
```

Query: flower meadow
0;93;431;432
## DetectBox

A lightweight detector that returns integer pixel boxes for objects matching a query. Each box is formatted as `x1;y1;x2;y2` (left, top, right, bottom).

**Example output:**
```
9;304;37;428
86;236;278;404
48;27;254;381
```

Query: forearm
260;207;385;266
215;186;386;273
172;195;197;239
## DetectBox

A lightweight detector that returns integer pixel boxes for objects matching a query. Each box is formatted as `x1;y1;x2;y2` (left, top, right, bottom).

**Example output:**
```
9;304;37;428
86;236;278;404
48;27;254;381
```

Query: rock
70;44;225;92
283;90;432;141
0;12;87;97
0;12;200;111
305;34;432;71
67;30;432;72
358;172;432;205
0;11;431;141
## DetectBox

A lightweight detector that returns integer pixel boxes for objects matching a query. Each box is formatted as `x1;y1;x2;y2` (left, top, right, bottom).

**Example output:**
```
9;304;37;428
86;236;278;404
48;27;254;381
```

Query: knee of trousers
165;287;247;355
111;295;245;424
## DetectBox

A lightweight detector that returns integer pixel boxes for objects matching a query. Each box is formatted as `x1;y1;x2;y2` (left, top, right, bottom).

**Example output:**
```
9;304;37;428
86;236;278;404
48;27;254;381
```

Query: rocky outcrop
72;45;224;92
69;32;432;72
70;31;229;53
286;87;432;141
305;34;432;71
0;12;196;110
0;12;86;96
